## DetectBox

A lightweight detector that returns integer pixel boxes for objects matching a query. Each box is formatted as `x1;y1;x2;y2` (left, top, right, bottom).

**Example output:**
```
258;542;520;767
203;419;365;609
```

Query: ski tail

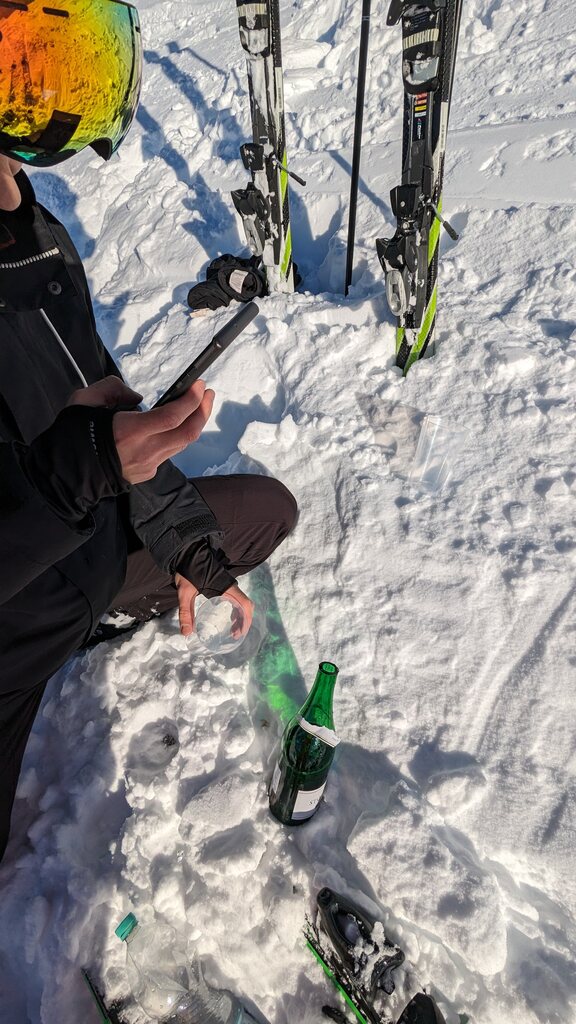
397;0;462;372
305;927;389;1024
316;887;405;998
307;930;447;1024
305;888;451;1024
268;0;293;286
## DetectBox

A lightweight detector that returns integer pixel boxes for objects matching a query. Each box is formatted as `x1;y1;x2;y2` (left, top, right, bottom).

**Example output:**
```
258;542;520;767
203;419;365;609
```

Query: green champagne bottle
268;661;339;825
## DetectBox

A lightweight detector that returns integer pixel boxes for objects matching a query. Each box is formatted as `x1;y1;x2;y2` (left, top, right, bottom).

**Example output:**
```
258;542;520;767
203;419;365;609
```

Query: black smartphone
152;301;259;408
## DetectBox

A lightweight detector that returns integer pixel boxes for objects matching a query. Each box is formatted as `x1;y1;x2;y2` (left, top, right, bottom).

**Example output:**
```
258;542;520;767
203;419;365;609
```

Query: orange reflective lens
0;0;142;166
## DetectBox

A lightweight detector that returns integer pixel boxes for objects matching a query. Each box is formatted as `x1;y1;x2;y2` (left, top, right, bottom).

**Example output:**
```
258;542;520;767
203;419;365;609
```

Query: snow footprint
348;785;508;979
125;719;180;783
179;773;266;877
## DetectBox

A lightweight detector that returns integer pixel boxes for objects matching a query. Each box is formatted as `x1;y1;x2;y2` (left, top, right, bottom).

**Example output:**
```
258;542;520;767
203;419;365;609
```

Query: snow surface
1;0;576;1022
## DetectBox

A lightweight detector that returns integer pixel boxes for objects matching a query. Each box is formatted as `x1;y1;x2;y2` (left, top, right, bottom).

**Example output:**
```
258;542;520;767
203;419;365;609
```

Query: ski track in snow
1;0;576;1023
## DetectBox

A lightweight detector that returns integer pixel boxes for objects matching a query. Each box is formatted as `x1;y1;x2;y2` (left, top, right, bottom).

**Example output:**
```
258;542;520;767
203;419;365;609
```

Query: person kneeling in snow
0;3;297;864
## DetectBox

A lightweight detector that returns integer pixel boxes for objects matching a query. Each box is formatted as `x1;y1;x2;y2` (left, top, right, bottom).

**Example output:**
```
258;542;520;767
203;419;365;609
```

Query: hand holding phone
113;380;214;483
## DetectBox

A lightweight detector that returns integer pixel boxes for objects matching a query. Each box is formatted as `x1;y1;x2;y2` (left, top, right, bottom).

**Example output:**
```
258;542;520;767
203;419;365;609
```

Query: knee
270;479;299;537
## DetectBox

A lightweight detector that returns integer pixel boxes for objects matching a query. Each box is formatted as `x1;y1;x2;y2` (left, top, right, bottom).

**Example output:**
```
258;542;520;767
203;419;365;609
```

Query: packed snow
1;0;576;1022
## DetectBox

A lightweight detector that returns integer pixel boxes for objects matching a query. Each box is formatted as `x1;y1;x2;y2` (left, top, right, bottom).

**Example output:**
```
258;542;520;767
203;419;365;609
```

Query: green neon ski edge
396;194;443;368
280;148;289;204
280;223;292;277
306;939;371;1024
428;210;441;260
405;284;438;372
279;147;291;281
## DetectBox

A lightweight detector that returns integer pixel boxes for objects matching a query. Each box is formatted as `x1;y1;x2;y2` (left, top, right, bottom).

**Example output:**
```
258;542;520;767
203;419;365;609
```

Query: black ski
232;0;304;293
376;0;463;373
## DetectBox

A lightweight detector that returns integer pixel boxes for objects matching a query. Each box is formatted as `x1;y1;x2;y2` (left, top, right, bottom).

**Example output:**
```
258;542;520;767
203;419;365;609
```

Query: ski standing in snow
232;0;305;293
376;0;463;372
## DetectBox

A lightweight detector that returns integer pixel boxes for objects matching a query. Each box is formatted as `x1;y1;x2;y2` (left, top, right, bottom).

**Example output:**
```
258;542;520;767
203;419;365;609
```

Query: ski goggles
0;0;142;166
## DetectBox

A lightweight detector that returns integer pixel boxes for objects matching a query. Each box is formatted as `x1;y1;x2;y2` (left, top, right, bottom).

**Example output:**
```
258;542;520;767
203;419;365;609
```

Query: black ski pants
0;474;297;863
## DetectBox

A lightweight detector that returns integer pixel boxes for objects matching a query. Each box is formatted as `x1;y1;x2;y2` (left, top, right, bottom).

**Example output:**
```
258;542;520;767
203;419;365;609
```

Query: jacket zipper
39;308;88;388
0;246;60;270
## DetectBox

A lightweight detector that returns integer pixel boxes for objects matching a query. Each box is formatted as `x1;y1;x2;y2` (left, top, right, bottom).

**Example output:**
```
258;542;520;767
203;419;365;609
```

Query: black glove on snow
187;254;266;314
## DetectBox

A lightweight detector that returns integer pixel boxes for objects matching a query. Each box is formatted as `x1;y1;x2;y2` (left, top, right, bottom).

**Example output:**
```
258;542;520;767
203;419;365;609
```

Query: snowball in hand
194;595;247;655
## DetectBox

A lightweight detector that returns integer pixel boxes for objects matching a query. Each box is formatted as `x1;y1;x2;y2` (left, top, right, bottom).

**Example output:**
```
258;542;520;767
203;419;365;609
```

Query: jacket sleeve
98;340;237;597
0;406;128;604
127;471;237;597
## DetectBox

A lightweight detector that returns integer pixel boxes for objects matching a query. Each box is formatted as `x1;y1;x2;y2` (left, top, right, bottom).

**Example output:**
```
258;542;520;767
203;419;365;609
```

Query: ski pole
344;0;372;296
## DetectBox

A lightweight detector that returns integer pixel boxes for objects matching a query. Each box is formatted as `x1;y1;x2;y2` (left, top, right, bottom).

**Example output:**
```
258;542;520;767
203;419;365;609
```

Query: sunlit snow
1;0;575;1022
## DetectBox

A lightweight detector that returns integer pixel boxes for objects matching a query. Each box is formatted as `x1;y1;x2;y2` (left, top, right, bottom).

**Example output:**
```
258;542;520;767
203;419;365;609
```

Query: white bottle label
291;782;327;821
296;716;340;747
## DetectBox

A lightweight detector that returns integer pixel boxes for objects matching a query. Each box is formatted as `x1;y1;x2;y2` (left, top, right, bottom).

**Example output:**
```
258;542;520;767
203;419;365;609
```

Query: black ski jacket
0;172;235;691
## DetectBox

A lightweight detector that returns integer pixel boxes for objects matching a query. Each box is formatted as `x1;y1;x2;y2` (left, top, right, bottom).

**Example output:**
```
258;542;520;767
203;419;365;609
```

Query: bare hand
67;375;143;410
175;577;254;639
224;584;255;639
112;380;214;484
67;375;214;484
175;574;199;636
0;155;23;212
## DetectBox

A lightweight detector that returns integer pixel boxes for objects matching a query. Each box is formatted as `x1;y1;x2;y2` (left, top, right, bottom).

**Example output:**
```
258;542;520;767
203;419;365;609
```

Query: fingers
145;385;215;462
238;601;254;637
231;605;251;639
0;158;22;212
111;382;145;408
176;575;198;637
67;375;143;409
168;386;215;448
140;381;213;434
112;383;215;483
224;585;254;638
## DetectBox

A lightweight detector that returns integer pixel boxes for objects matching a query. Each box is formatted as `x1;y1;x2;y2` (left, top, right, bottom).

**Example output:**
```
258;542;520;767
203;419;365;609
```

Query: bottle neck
125;925;139;944
299;662;338;727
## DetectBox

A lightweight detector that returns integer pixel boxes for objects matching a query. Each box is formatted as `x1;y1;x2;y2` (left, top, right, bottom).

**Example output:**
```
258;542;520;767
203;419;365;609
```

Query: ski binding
305;886;405;1024
305;887;447;1024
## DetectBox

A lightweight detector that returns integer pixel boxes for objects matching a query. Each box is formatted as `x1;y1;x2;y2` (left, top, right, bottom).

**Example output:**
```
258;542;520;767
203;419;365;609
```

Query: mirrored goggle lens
0;0;142;166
